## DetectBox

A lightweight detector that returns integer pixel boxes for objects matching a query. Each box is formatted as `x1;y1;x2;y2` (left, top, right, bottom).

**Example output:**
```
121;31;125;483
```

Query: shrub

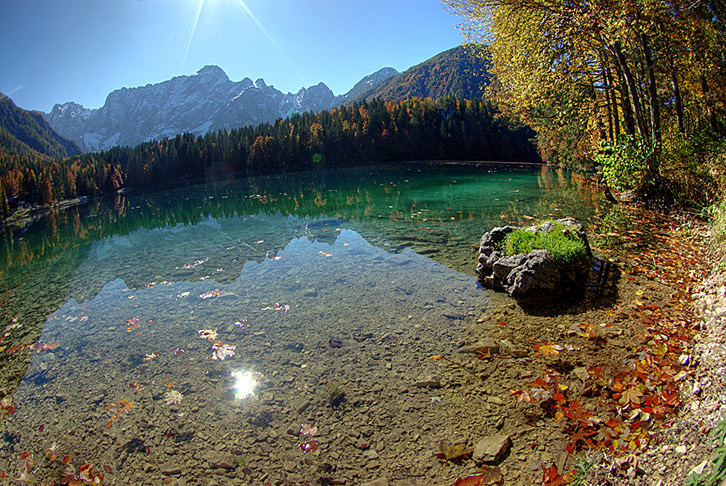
595;136;654;192
503;221;588;266
660;129;726;208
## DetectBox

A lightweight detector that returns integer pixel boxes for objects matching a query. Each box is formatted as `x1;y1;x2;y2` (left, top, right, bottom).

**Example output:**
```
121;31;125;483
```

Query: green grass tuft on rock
503;221;588;266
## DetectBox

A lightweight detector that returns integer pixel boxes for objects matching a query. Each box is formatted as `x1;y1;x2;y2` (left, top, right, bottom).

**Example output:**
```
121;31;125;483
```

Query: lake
0;164;605;485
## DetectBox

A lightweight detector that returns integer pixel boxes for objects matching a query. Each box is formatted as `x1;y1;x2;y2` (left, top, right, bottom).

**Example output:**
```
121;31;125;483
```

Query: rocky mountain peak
194;65;229;82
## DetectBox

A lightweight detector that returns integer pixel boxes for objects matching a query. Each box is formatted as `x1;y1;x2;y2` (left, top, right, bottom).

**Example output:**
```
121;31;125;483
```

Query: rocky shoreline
582;208;725;485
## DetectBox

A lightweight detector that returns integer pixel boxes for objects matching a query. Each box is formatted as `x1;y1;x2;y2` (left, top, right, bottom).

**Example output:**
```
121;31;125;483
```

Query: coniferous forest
0;96;537;219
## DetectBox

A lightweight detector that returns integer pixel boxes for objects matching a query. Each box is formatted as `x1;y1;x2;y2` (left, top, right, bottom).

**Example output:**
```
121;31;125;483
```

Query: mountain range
43;46;489;153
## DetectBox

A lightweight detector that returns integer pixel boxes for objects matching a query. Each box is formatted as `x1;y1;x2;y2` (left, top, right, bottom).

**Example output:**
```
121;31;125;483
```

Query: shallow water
0;164;605;484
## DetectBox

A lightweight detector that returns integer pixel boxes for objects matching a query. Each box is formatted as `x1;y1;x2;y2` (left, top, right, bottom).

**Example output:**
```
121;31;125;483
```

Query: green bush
503;221;588;266
595;136;654;192
660;129;726;207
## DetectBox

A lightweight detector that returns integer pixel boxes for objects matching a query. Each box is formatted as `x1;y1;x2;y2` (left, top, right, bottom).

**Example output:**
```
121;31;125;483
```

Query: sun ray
228;0;304;83
180;0;206;71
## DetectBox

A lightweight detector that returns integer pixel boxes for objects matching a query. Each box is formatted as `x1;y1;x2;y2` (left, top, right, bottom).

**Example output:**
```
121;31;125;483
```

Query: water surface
0;164;605;484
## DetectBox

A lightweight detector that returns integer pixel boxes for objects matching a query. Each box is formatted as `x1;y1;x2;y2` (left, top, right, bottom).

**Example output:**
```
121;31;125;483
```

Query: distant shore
3;196;87;228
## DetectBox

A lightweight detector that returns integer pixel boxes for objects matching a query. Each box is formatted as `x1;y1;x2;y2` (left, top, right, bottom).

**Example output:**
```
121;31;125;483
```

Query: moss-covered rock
476;217;592;305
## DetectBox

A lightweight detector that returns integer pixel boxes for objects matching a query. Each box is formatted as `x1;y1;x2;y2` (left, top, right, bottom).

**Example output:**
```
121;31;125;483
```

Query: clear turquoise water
0;164;605;484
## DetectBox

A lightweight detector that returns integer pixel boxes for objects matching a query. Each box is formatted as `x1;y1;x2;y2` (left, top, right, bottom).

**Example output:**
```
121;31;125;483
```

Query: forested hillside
0;94;80;160
349;46;491;103
0;96;538;219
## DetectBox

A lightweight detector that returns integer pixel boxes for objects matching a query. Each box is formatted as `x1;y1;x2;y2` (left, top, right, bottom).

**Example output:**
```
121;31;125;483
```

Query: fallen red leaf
453;475;483;486
300;440;319;453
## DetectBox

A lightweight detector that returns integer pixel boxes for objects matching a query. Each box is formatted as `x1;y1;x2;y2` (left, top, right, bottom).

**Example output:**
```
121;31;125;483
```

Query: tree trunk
613;43;648;141
601;62;614;142
671;70;684;133
641;33;661;144
700;74;718;131
611;59;635;136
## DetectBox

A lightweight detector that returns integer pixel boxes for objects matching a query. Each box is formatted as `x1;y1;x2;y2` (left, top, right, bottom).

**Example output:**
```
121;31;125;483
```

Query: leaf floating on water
300;424;318;436
28;341;59;353
198;328;218;341
164;390;183;405
0;396;16;415
4;322;22;333
436;439;473;461
180;258;208;269
60;462;104;486
260;303;290;313
299;440;319;453
126;318;141;332
210;342;236;361
199;289;222;300
105;399;133;428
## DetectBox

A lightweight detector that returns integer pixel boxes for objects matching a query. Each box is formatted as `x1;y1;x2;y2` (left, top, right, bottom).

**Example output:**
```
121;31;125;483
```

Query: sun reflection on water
231;370;261;399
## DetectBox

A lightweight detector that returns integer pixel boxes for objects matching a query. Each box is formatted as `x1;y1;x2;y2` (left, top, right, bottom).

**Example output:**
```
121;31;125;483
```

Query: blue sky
1;0;464;113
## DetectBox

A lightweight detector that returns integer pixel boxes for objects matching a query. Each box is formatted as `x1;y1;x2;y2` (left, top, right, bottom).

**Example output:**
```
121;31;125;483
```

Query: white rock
674;371;689;382
689;460;709;477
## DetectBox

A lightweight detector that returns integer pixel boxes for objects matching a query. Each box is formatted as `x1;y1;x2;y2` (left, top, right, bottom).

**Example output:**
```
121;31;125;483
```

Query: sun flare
231;370;261;399
181;0;207;71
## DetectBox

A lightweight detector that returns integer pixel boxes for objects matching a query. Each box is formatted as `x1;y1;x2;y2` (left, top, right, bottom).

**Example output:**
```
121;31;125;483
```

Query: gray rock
205;451;237;470
498;339;527;358
479;226;515;255
492;254;528;282
476;218;591;305
414;376;441;388
286;422;301;436
363;449;380;460
160;461;182;475
473;434;512;464
290;397;312;413
457;339;499;355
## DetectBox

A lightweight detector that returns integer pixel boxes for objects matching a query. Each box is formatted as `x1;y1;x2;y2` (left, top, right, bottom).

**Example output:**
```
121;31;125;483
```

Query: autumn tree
446;0;726;200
